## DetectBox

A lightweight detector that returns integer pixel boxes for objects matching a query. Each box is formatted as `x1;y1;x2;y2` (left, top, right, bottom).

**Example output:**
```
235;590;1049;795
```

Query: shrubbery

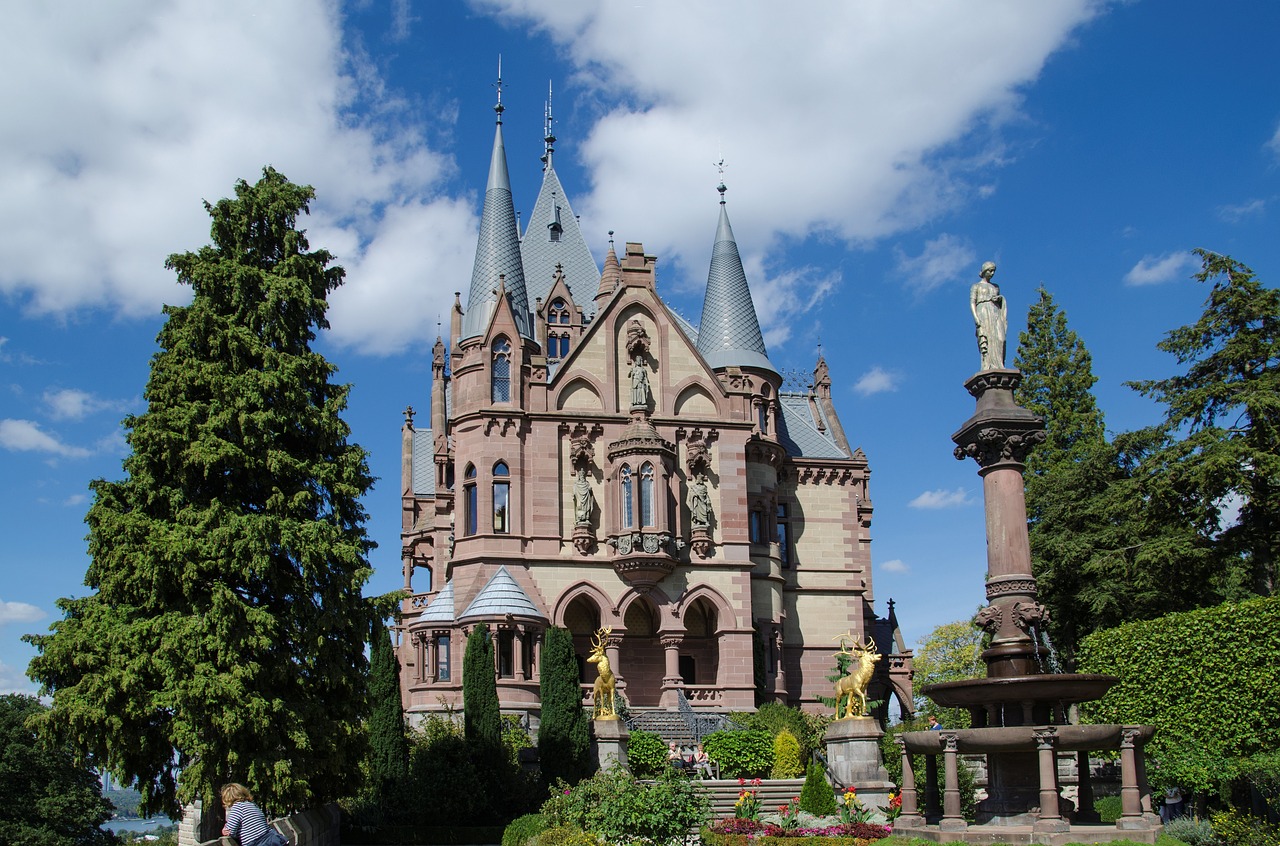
1164;816;1220;846
705;730;774;778
502;813;550;846
541;768;708;846
1212;809;1280;846
627;730;669;778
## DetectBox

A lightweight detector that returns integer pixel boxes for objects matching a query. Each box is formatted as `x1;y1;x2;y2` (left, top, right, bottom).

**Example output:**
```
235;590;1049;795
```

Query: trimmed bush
1164;816;1220;846
704;730;774;778
1095;795;1123;824
627;729;669;778
503;813;550;846
799;762;838;816
772;728;803;779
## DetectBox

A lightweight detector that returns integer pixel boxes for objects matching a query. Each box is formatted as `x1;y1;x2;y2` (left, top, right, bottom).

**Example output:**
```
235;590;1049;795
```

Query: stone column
824;718;893;809
532;631;543;682
1032;728;1068;833
894;737;924;828
1076;750;1100;823
939;732;967;831
660;635;682;708
514;629;527;681
1117;727;1144;828
771;626;787;697
924;753;941;819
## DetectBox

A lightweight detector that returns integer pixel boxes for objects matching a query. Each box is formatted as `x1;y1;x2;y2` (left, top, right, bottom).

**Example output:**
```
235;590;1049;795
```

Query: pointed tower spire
462;57;532;340
596;231;621;306
696;181;777;375
520;80;599;317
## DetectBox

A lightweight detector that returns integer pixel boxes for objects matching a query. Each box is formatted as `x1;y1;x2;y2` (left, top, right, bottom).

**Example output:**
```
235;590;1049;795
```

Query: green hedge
340;824;506;844
704;730;774;778
627;729;669;779
502;813;550;846
1078;596;1280;792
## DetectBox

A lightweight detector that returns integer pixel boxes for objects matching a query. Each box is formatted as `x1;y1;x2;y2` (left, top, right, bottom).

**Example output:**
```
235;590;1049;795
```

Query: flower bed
701;816;891;846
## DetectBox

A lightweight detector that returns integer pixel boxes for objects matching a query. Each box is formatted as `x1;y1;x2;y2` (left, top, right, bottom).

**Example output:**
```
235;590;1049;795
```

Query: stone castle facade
394;89;913;725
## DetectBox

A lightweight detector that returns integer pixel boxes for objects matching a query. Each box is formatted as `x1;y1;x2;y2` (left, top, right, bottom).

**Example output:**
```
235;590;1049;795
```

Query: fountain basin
923;673;1117;709
900;723;1152;755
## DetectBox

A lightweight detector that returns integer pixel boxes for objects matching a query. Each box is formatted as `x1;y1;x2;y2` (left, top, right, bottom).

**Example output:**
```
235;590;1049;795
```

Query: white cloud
894;234;978;295
0;658;38;696
880;558;910;574
43;388;128;421
909;487;973;509
0;0;1104;357
1268;122;1280;160
0;419;92;458
1123;251;1198;286
854;366;899;396
1216;199;1266;223
0;0;456;355
0;599;45;626
63;493;89;507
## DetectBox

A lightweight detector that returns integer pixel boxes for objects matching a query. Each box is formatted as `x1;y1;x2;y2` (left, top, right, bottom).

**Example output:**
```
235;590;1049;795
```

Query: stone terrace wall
180;801;340;846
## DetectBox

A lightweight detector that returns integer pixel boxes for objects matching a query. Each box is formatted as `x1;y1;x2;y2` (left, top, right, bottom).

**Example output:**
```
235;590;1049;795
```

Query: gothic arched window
620;465;634;530
640;462;655;527
493;461;510;534
550;298;571;324
464;464;478;536
492;337;512;403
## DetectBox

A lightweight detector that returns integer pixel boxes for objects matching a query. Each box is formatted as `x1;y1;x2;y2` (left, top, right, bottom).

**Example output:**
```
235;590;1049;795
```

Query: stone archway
682;597;720;688
564;595;602;686
619;595;664;707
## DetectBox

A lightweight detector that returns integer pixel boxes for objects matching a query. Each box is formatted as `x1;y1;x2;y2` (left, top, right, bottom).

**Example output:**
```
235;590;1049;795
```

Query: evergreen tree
0;695;116;846
1129;250;1280;596
1013;287;1221;664
538;626;589;785
913;619;983;727
25;168;376;818
462;624;501;753
367;620;409;790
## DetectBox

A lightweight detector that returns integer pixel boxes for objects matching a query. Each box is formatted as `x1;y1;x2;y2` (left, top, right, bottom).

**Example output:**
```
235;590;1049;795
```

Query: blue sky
2;1;1277;695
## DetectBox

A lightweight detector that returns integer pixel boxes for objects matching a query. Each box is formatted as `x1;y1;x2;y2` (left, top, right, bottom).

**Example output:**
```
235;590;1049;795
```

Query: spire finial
608;229;615;249
493;55;505;122
714;158;727;204
542;80;556;170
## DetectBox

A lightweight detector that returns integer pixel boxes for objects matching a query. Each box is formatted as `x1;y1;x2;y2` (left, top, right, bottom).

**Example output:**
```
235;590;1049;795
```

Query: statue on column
832;634;882;719
970;261;1007;371
587;627;618;720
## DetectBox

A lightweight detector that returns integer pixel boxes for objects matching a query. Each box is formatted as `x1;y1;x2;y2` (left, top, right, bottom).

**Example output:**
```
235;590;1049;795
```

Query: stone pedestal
825;718;894;808
591;718;630;772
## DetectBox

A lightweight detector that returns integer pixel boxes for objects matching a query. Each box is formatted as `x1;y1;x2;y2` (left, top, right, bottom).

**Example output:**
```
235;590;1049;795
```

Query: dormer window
550;298;571;324
492;337;512;403
548;204;563;242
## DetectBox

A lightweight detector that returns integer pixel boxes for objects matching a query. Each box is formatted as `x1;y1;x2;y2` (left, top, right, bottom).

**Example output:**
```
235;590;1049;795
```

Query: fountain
893;264;1160;844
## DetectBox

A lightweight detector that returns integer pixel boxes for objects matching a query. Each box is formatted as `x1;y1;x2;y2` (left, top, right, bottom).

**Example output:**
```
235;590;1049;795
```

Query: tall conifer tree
26;168;375;817
537;626;589;784
462;624;501;753
1129;250;1280;596
367;621;409;790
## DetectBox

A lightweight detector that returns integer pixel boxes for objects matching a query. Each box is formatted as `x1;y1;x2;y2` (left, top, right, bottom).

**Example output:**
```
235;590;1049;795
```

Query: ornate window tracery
492;337;512;403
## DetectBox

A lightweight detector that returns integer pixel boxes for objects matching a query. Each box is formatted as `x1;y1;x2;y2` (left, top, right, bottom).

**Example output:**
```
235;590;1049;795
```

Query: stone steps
693;778;809;819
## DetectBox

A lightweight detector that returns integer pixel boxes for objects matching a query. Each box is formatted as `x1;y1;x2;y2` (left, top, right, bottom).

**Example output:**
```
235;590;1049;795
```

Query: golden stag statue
587;627;618;720
832;633;881;720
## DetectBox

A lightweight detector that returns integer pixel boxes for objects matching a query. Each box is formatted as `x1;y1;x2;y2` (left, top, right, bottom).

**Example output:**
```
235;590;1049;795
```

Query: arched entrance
682;597;720;688
620;595;664;707
564;595;602;686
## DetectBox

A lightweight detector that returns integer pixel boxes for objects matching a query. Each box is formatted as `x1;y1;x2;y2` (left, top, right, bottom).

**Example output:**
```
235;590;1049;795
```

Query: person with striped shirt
221;783;286;846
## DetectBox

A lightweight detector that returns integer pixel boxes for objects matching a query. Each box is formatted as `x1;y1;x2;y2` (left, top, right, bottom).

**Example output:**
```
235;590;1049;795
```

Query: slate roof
522;162;599;316
462;117;532;340
459;565;546;620
776;393;850;459
696;194;778;376
419;581;456;624
412;429;435;496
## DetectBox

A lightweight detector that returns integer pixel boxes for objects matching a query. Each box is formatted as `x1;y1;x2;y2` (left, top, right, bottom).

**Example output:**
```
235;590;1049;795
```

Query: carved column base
573;525;596;555
689;526;713;558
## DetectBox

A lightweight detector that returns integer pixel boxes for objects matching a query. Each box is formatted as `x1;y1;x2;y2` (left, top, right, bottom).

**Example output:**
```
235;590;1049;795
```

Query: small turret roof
419;581;456;624
459;565;545;620
696;186;777;376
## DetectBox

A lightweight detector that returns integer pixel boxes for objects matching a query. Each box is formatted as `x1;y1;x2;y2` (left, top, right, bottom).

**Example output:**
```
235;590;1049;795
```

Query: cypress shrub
538;626;590;784
799;762;837;816
463;624;501;753
368;620;409;787
771;728;802;779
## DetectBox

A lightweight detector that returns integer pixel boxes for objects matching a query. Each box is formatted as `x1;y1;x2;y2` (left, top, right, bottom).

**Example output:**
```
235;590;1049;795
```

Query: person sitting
693;744;713;779
667;741;687;773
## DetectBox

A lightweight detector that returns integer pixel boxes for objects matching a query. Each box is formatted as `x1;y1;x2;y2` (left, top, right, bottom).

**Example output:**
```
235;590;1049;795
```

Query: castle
394;85;913;727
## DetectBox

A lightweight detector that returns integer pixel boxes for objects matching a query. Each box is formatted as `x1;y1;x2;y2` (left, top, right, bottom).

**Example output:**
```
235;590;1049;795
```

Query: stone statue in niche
688;474;712;529
573;467;595;526
970;261;1007;371
629;359;651;408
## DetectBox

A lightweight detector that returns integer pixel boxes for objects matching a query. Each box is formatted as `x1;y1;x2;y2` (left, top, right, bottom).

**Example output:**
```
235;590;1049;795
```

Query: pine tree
537;626;589;785
25;168;375;818
462;624;501;753
368;620;409;791
1129;250;1280;596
